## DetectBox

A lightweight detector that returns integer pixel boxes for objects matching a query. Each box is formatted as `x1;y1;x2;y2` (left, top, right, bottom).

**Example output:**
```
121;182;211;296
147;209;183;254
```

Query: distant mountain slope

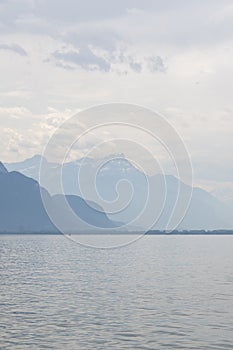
0;166;117;233
0;161;8;174
151;177;233;230
5;155;233;230
5;155;43;181
0;169;55;233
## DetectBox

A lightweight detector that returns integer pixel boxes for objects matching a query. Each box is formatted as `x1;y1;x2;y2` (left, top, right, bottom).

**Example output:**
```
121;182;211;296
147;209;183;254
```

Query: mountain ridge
4;155;233;231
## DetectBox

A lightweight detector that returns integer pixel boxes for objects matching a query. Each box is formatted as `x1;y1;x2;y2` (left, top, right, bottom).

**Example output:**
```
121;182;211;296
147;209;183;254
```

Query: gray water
1;235;233;350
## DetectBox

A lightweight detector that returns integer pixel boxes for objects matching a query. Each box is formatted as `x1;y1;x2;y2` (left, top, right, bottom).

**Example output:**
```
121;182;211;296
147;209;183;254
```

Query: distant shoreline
1;230;233;235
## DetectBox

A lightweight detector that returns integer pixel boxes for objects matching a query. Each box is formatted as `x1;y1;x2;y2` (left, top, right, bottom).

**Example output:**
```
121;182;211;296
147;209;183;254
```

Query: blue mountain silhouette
5;156;233;230
0;162;117;233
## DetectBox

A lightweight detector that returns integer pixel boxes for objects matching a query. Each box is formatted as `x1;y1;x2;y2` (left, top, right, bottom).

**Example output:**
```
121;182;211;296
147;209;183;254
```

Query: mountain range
4;155;233;231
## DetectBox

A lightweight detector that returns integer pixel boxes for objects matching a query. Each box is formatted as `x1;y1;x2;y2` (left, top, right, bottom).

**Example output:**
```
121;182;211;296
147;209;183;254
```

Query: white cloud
0;106;77;161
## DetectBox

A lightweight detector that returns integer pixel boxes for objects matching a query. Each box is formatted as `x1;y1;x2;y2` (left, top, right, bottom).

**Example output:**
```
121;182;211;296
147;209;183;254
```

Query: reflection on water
1;235;233;349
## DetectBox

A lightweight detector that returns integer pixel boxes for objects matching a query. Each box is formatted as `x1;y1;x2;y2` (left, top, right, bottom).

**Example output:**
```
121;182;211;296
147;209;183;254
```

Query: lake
1;235;233;349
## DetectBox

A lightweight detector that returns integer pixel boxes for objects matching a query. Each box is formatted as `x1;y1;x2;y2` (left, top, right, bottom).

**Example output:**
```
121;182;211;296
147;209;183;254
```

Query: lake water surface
1;235;233;349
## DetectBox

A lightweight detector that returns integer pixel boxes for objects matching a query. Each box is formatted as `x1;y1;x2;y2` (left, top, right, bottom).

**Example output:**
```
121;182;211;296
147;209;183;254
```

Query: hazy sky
0;0;233;202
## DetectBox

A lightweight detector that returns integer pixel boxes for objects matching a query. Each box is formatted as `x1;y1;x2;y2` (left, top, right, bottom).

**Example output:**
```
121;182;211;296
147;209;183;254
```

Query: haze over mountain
5;155;233;231
0;162;117;233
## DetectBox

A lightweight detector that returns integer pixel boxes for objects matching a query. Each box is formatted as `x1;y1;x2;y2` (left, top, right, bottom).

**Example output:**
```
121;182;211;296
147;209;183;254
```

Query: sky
0;0;233;203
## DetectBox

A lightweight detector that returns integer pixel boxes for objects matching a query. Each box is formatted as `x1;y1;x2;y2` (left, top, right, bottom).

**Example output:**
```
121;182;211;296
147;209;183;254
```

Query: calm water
1;235;233;350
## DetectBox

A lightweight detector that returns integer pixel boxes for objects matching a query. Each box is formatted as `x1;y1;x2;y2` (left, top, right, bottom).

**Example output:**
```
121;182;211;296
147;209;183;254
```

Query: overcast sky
0;0;233;202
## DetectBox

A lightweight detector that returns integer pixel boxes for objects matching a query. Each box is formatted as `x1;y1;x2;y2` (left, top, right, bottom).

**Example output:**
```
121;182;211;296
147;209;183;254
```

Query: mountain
5;155;233;231
152;176;233;230
5;155;43;181
0;161;8;174
0;169;55;233
0;166;117;233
